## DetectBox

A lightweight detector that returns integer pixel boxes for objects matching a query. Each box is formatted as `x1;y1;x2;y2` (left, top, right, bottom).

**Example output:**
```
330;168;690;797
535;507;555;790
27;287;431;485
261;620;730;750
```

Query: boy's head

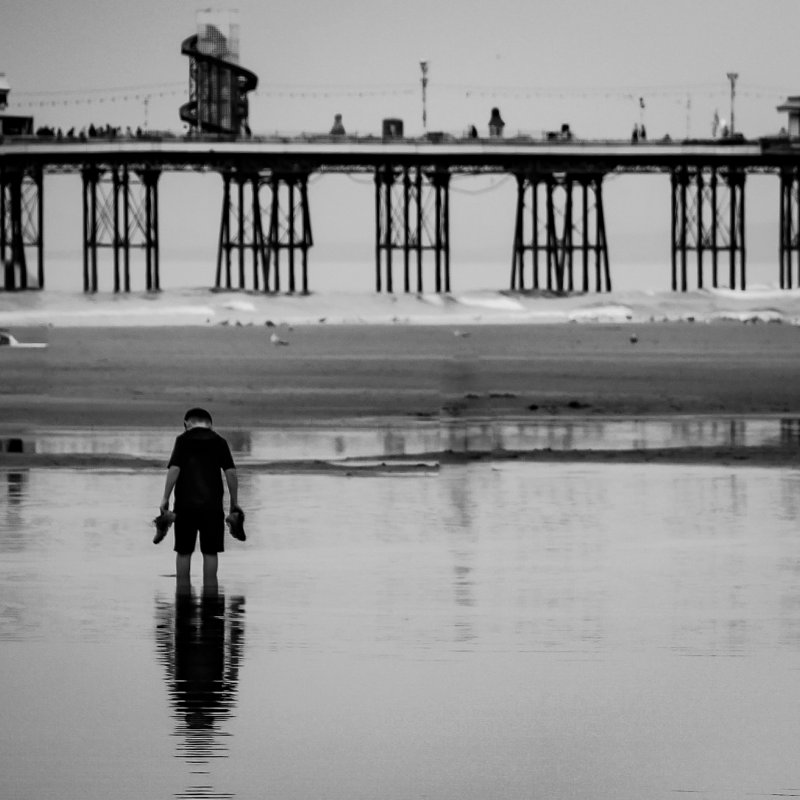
184;407;213;429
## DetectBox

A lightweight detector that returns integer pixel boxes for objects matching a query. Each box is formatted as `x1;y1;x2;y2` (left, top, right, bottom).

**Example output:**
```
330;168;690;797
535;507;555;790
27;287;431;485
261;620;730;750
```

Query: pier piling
375;165;450;293
264;170;313;294
779;167;800;289
81;165;161;293
670;165;745;291
511;172;610;292
215;170;269;291
0;166;43;291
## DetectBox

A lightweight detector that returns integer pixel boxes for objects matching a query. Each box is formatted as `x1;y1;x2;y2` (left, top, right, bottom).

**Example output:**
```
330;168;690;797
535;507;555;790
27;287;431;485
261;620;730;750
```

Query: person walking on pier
155;407;244;587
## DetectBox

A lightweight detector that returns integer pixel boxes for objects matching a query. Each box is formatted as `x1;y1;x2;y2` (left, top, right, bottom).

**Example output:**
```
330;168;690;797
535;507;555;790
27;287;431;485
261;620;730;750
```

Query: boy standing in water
155;408;244;586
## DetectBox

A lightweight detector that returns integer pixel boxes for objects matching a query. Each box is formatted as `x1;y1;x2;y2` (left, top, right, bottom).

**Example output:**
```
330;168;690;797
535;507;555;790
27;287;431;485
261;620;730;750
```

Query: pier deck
0;134;786;173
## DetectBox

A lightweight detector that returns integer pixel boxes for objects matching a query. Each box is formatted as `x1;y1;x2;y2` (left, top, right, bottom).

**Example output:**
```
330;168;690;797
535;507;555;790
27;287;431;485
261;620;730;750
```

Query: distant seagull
269;332;289;346
629;333;638;344
453;329;471;338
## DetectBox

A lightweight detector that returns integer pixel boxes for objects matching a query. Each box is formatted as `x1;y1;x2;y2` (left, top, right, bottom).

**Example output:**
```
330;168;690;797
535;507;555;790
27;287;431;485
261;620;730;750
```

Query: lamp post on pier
420;60;429;133
727;72;738;135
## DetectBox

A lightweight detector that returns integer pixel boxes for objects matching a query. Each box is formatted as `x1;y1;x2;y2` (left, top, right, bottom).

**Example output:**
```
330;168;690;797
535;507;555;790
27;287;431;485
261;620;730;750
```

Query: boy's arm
160;466;180;512
224;468;239;511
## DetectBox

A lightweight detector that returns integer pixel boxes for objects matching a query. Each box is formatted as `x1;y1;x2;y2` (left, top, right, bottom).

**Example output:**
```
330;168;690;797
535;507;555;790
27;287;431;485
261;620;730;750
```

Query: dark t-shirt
168;427;235;511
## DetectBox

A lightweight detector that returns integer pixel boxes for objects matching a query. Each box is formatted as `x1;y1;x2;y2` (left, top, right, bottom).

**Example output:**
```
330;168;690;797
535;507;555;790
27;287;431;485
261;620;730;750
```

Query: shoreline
5;285;800;329
2;443;799;470
2;322;800;469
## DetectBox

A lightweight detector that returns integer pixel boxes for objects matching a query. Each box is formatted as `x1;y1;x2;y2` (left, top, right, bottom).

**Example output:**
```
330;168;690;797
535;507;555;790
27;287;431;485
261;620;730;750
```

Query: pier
1;134;800;293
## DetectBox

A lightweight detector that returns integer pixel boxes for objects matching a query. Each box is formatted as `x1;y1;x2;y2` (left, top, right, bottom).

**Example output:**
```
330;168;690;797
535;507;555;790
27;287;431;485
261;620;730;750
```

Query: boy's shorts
174;508;225;555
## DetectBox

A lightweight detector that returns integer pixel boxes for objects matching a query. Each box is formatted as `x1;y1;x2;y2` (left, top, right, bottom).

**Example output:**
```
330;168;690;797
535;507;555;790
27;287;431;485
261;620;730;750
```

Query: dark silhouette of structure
330;114;346;135
6;132;800;295
488;107;505;137
180;16;257;136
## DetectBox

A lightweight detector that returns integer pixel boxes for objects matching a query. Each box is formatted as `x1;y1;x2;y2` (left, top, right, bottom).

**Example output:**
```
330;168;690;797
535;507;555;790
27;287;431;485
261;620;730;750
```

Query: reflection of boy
159;408;240;585
154;587;246;775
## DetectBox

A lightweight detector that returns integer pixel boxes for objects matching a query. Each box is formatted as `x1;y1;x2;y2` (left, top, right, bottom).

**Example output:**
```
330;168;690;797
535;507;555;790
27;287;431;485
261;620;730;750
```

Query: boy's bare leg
176;553;192;586
202;553;219;587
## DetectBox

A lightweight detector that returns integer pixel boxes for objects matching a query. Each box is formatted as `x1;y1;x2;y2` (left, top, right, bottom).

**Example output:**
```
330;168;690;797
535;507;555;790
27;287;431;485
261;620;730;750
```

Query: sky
2;0;799;291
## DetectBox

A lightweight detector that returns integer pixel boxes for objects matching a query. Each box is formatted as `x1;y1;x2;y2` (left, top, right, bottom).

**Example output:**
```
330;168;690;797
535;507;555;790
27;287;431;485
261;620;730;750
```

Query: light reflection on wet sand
4;415;800;463
1;462;800;799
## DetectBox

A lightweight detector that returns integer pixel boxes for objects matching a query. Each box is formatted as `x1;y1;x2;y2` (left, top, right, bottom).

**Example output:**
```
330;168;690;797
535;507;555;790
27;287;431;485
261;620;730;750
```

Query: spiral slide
180;33;258;135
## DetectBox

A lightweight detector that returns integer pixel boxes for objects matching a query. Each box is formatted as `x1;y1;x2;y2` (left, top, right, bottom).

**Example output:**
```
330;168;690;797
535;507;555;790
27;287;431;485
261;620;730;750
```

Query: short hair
184;407;213;424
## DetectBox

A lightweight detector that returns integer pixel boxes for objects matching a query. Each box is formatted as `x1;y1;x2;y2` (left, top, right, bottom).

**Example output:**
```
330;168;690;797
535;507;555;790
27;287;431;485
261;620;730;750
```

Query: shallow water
3;416;800;462
2;460;800;799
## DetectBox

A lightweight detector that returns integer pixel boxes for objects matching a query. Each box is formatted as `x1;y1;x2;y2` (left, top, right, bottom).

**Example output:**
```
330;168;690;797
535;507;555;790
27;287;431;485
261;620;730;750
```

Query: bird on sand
270;332;289;346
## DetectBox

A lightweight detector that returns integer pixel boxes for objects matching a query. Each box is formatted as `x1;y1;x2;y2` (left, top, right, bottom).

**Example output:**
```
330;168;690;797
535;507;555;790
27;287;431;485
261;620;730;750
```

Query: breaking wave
4;286;800;327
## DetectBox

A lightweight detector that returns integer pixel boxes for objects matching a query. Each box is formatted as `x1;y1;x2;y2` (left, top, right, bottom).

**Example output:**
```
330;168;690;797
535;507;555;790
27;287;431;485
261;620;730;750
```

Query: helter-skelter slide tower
179;11;256;137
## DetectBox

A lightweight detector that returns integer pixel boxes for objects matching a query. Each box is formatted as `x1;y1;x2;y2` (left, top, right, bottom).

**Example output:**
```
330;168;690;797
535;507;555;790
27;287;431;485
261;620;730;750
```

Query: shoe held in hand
226;508;246;541
152;509;176;544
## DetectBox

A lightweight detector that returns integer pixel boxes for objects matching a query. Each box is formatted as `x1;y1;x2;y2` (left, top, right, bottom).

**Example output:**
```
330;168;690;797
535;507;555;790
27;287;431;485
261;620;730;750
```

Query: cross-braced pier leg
0;166;43;291
511;172;610;292
81;165;161;293
215;170;269;291
779;167;800;289
261;171;313;294
374;165;450;293
671;165;745;291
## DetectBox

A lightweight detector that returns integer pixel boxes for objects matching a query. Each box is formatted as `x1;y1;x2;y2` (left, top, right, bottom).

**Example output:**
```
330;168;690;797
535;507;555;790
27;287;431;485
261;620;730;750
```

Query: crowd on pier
18;103;756;145
34;123;146;140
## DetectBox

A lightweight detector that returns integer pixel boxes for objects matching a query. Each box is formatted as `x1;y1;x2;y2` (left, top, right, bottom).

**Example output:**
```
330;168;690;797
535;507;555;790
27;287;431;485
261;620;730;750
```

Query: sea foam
3;287;800;327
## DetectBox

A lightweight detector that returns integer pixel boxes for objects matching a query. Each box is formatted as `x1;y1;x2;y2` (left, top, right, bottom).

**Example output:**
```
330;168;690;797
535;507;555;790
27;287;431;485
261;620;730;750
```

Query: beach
2;313;800;469
3;319;800;425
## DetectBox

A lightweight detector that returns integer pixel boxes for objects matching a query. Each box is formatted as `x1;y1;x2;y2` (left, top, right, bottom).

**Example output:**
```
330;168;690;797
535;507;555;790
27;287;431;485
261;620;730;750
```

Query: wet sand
3;322;800;422
2;322;800;465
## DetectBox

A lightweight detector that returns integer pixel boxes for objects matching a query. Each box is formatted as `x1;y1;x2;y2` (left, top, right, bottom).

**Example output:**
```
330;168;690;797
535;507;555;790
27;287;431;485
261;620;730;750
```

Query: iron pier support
0;166;44;291
670;165;745;291
216;170;269;291
779;167;800;289
81;165;161;293
510;172;611;292
265;170;313;294
218;169;314;293
374;165;450;293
